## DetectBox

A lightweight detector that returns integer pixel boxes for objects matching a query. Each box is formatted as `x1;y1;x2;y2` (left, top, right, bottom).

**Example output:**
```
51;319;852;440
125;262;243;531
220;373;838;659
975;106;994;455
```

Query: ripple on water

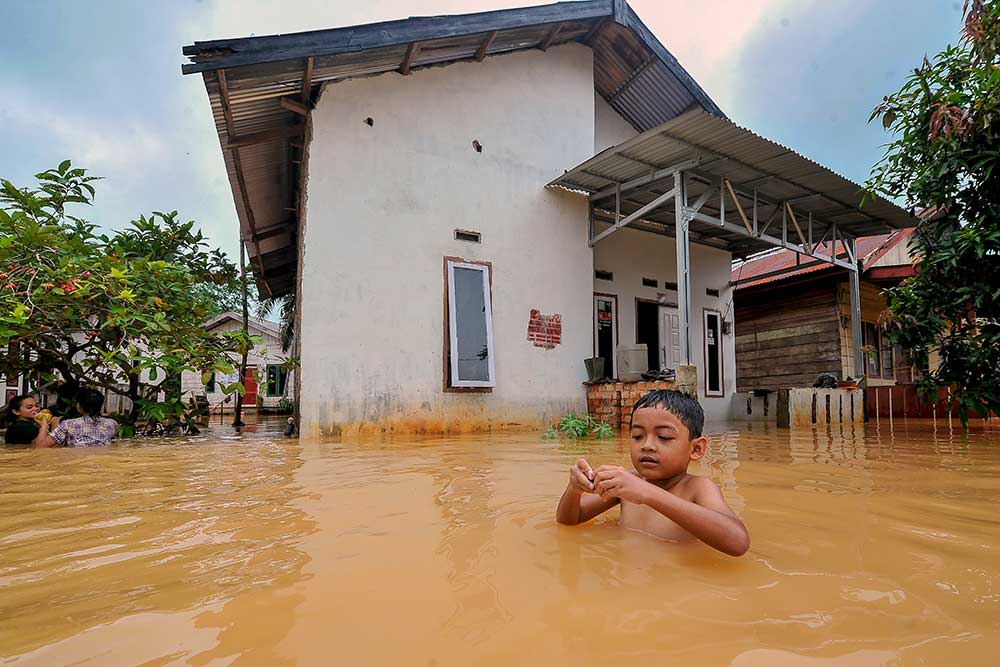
1;419;999;665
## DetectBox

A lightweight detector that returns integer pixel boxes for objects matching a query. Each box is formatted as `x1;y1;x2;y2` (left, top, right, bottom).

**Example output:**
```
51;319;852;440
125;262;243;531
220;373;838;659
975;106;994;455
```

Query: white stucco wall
300;44;596;435
593;230;737;422
594;93;638;153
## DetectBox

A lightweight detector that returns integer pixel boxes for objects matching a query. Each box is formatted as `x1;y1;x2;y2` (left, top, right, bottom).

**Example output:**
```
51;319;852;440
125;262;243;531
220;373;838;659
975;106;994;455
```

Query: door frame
635;297;670;372
703;308;724;397
634;298;665;344
593;292;619;378
243;365;259;405
658;303;680;372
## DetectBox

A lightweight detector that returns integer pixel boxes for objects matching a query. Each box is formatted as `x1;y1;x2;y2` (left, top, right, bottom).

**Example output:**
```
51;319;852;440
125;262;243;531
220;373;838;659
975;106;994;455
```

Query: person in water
556;389;750;557
36;387;117;448
3;394;59;446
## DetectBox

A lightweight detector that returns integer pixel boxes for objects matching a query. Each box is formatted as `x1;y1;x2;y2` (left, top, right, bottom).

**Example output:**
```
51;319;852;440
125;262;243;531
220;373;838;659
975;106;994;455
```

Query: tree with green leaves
866;0;1000;423
255;290;296;354
0;161;255;435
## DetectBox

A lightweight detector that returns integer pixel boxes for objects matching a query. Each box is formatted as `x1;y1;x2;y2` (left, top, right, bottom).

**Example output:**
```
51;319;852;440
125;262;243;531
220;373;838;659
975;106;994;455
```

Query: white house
180;312;294;412
183;1;914;436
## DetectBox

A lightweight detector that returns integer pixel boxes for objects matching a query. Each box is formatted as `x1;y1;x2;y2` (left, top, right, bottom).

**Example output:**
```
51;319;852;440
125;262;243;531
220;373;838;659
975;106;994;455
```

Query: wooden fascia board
182;0;612;74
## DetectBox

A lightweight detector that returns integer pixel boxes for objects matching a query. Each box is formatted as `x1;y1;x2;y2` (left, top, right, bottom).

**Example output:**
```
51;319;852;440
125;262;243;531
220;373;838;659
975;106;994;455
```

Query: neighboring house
1;344;33;405
183;0;914;434
180;312;294;411
731;230;921;392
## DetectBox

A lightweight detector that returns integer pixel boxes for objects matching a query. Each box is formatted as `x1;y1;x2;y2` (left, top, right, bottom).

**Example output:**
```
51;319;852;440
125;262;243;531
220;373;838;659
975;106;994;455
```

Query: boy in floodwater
556;389;750;557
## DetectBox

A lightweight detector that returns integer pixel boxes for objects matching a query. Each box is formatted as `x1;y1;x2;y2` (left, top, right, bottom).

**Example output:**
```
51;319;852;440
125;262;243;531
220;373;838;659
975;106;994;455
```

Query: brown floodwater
1;418;998;666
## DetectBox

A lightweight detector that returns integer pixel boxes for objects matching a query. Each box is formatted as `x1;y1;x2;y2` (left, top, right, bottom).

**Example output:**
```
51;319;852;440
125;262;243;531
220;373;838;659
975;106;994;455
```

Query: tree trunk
128;373;141;423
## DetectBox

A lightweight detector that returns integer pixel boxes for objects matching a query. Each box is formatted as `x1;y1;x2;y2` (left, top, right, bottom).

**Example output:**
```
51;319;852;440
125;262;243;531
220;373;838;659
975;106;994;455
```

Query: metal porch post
846;237;864;378
674;171;691;364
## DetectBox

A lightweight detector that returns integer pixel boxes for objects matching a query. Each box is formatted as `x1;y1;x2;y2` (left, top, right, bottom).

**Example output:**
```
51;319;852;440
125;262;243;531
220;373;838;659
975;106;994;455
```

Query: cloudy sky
1;0;962;264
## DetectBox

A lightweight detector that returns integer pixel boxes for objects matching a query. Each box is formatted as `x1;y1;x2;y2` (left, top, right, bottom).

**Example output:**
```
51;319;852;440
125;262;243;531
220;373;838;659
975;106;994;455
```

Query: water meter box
616;344;648;382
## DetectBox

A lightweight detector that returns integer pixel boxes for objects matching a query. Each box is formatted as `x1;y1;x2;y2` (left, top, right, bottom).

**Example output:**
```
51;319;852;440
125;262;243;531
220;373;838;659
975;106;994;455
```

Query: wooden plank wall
734;277;843;391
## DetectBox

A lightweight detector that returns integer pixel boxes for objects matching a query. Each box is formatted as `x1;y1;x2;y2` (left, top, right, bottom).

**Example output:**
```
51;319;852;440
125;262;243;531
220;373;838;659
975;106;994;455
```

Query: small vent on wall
595;270;614;281
706;288;720;297
454;229;481;243
642;277;657;288
663;281;678;291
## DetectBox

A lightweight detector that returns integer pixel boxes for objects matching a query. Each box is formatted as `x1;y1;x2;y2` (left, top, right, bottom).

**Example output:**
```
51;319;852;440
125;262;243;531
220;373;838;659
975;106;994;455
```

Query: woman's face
12;397;39;420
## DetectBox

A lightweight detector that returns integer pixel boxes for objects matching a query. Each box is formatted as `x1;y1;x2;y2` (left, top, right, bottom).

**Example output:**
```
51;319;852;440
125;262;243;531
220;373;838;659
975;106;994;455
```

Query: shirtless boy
556;389;749;556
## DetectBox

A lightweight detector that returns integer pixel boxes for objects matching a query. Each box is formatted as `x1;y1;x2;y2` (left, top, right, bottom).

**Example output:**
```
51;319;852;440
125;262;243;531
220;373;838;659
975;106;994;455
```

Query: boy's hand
593;466;648;504
568;458;595;493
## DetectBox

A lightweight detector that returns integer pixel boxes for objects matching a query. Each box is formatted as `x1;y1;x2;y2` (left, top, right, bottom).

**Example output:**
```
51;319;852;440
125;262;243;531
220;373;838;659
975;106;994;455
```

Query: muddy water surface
1;420;998;666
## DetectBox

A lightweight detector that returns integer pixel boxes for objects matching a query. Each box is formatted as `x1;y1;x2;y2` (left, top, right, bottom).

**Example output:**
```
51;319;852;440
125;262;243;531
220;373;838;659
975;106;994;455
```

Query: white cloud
0;75;239;261
631;0;791;80
0;82;167;173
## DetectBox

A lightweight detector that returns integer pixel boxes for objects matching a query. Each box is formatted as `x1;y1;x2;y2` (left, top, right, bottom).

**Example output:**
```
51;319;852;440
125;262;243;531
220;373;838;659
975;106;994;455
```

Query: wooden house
731;230;918;392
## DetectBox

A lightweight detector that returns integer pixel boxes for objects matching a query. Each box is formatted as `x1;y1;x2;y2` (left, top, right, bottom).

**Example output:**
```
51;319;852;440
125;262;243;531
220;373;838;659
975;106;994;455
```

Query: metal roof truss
584;166;866;376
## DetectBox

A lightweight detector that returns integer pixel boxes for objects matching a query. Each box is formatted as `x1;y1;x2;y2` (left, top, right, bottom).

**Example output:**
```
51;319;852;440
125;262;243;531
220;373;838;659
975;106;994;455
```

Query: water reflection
0;429;316;665
1;419;998;665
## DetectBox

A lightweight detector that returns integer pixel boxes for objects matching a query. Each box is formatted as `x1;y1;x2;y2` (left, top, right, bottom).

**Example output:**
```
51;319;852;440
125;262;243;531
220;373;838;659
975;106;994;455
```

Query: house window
863;322;894;379
704;309;724;397
266;364;288;396
445;258;496;388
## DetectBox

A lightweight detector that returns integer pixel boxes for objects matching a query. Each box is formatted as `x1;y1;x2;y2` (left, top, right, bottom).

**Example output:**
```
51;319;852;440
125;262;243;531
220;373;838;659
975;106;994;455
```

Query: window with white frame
704;309;724;397
446;259;496;388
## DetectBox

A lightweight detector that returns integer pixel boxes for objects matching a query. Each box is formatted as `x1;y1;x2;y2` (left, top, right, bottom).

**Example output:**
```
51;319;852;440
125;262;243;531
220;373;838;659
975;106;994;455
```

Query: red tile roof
732;230;913;289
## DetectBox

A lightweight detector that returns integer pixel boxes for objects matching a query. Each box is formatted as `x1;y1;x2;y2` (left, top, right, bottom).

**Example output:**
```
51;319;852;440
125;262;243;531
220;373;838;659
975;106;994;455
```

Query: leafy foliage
255;289;295;354
865;0;1000;424
0;162;252;434
543;413;615;440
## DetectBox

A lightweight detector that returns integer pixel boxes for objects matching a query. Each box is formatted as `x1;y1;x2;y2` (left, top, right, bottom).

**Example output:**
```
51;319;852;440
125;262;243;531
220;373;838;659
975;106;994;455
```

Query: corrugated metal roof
731;230;915;289
182;0;725;296
548;108;917;256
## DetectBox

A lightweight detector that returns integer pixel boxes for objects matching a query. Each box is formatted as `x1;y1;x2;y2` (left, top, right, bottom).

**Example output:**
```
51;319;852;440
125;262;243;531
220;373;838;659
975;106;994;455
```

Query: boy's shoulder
672;473;721;500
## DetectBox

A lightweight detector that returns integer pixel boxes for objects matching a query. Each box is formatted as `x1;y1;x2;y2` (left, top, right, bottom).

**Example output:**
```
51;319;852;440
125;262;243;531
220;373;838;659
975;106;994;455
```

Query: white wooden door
659;306;681;370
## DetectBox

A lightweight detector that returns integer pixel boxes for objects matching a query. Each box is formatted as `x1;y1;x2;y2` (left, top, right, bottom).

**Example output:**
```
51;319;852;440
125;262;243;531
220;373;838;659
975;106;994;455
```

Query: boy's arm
594;468;749;556
556;458;620;525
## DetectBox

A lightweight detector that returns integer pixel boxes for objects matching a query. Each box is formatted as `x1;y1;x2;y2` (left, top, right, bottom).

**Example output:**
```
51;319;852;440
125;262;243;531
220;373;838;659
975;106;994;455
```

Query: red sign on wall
527;310;562;349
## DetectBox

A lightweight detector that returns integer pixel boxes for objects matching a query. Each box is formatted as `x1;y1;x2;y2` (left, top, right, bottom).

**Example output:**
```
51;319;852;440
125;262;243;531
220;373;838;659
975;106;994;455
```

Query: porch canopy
548;108;918;378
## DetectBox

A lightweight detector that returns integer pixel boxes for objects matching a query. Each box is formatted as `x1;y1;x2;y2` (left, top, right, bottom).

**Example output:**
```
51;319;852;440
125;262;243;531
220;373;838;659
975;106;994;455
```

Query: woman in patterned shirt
37;387;117;448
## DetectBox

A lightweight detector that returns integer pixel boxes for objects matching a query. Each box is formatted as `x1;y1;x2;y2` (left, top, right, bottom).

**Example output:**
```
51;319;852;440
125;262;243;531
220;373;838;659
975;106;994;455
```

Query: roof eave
181;0;615;75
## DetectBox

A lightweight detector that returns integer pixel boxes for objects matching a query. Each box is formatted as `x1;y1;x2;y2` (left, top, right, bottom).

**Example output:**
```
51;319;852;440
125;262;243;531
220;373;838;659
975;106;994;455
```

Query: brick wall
586;380;694;429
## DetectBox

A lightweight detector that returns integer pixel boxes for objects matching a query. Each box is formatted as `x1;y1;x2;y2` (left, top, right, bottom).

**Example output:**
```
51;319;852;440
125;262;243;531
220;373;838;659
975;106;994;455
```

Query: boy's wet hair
629;389;704;438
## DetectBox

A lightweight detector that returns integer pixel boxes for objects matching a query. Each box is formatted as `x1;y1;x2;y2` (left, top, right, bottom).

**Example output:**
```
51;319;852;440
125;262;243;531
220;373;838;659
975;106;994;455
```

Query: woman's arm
33;418;61;448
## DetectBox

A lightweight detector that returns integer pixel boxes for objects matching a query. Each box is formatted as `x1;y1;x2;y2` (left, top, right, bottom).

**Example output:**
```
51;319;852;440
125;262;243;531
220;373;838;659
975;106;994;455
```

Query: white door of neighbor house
594;295;617;379
659;306;682;370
